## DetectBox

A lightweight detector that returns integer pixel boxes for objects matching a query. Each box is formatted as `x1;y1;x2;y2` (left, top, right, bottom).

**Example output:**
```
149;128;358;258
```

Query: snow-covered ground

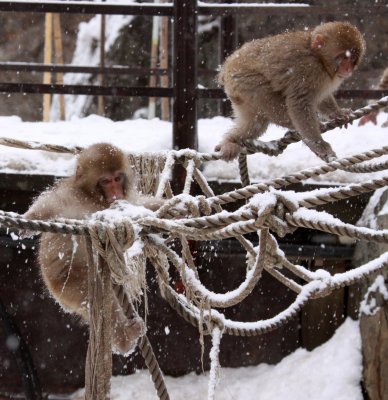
0;110;388;185
71;318;362;400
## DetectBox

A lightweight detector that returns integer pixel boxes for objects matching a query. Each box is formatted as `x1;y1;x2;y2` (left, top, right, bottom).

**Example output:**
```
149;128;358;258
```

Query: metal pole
219;1;237;117
172;0;198;151
160;0;170;121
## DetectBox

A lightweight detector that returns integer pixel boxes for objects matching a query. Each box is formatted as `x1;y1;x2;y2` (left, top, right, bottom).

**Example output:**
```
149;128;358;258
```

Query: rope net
1;96;388;400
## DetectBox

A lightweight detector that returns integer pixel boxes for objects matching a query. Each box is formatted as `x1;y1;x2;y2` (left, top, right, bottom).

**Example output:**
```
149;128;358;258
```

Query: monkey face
98;170;127;204
334;50;358;78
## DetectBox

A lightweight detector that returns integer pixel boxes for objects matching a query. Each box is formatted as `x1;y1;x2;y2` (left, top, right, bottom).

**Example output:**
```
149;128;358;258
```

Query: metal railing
0;1;387;151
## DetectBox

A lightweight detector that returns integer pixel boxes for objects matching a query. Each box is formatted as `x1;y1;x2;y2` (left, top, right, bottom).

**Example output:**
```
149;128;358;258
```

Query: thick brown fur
24;143;163;354
216;21;366;162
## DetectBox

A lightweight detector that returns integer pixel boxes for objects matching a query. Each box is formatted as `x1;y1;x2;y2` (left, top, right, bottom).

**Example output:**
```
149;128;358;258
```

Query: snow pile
0;112;387;184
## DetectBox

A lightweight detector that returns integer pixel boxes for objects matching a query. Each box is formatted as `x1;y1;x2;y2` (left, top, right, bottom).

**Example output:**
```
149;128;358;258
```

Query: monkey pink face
98;171;126;204
335;50;357;79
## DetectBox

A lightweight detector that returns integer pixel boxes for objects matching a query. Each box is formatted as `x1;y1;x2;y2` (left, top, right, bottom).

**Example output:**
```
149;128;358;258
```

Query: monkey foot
112;316;146;356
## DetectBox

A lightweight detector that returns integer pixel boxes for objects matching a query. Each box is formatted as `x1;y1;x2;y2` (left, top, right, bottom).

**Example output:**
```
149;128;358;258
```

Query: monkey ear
311;33;325;50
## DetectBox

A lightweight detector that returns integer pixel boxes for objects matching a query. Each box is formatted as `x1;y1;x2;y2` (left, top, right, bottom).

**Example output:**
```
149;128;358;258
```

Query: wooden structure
0;1;387;147
0;1;387;399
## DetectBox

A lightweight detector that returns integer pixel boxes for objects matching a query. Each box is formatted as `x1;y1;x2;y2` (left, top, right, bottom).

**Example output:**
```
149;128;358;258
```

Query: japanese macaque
359;67;388;127
215;21;366;162
24;143;163;355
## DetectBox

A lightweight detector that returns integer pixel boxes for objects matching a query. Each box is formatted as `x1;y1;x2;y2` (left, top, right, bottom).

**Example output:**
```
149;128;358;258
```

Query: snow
0;111;388;185
72;318;362;400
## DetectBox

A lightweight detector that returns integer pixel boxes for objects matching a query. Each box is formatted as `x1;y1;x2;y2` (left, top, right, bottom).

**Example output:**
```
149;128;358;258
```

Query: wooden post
148;3;160;119
98;14;105;116
43;13;53;122
53;13;65;120
159;0;170;121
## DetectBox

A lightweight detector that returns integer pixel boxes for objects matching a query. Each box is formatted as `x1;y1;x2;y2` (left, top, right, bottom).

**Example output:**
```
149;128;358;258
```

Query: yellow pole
159;0;170;121
43;13;53;122
53;13;65;120
98;14;106;116
148;2;160;119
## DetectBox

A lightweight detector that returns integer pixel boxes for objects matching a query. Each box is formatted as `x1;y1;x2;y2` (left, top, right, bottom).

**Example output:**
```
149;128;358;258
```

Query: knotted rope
85;220;169;400
1;98;388;399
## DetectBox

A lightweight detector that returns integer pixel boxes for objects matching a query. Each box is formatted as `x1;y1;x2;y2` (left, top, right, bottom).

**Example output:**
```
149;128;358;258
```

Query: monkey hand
331;108;353;129
305;139;337;163
215;140;242;161
113;315;146;356
358;111;378;127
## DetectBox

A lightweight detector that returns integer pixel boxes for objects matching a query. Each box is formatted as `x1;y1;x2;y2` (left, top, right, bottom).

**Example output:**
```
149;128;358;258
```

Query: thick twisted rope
1;99;387;399
156;248;388;338
210;146;388;206
84;236;112;400
241;96;388;157
0;97;386;165
113;284;170;400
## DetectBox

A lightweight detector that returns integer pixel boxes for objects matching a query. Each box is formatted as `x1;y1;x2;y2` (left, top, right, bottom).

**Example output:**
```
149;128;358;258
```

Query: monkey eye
344;49;358;63
114;173;125;183
99;178;111;186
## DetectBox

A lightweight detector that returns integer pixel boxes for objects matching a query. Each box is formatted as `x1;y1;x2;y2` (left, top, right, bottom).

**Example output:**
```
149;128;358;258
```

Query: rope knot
88;218;138;285
249;191;298;237
160;193;212;218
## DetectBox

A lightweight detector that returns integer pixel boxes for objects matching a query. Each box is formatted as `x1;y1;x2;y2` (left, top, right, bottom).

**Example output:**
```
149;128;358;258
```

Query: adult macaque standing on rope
215;21;366;162
359;67;388;127
24;143;163;355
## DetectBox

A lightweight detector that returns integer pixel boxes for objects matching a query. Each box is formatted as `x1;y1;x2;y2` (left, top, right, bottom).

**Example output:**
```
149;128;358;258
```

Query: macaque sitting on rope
24;143;163;355
215;21;366;162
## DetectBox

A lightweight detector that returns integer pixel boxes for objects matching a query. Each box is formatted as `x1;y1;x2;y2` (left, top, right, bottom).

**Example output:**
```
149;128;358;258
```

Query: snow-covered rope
2;115;388;399
240;96;388;158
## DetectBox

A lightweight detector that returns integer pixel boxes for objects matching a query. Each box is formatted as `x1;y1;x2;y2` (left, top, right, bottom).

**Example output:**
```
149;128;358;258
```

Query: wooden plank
199;4;388;16
0;1;174;16
0;83;173;97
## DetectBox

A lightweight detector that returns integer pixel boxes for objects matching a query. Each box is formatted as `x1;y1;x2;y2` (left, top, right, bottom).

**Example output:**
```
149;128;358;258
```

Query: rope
238;153;250;187
1;100;388;398
241;96;388;157
112;284;170;400
84;236;112;400
0;97;385;164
